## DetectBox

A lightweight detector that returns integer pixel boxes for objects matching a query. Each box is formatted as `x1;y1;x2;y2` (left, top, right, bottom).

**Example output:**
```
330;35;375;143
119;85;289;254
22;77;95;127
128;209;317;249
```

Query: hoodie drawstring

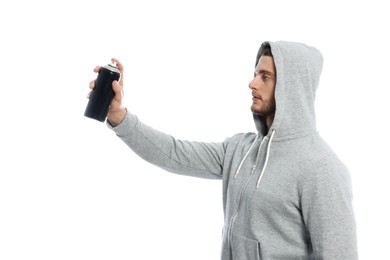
256;129;276;189
234;134;260;179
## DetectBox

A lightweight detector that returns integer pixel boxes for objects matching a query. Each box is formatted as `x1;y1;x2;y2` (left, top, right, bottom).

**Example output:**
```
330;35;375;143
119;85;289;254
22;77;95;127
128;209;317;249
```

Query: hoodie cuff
106;110;138;137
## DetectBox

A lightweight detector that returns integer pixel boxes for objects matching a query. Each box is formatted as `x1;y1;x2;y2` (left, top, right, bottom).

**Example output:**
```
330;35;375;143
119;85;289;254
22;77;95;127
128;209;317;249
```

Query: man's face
249;55;276;116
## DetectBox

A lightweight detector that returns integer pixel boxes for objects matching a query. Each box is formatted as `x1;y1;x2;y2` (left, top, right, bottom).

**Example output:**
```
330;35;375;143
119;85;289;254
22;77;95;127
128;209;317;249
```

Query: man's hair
255;42;273;68
260;43;272;57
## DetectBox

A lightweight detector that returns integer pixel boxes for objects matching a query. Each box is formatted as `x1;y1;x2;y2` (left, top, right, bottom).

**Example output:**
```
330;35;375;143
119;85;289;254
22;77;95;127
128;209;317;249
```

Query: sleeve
301;159;359;260
107;111;226;179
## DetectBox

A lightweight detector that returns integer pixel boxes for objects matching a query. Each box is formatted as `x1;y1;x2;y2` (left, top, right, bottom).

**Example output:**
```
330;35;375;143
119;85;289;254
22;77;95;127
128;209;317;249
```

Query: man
88;41;358;259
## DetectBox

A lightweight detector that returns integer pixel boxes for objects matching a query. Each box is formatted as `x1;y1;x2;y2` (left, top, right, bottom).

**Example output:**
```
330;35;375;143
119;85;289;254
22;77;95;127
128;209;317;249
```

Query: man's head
249;44;276;127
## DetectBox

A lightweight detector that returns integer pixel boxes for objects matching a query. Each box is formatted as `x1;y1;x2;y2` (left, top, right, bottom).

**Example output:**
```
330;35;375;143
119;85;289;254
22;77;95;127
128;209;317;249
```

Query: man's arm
89;58;225;179
301;159;359;259
107;111;225;179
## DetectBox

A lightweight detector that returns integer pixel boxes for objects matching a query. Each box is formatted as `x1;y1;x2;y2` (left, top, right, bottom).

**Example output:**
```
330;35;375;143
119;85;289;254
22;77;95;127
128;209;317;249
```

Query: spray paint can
84;62;121;122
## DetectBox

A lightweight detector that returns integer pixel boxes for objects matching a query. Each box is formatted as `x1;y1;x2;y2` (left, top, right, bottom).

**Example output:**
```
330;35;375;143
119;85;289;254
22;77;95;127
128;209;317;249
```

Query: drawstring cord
234;134;259;179
256;129;276;189
234;129;276;189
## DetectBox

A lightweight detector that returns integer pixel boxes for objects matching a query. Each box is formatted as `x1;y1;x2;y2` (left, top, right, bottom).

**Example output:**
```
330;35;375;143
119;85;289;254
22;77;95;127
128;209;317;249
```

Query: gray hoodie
108;41;358;259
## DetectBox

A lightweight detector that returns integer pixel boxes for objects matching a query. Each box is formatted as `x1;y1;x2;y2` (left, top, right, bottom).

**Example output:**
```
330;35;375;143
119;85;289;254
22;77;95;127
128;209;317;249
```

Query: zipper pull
251;165;256;174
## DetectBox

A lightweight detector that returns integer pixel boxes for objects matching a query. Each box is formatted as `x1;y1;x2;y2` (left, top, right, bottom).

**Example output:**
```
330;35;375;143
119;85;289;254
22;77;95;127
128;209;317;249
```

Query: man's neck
266;113;275;130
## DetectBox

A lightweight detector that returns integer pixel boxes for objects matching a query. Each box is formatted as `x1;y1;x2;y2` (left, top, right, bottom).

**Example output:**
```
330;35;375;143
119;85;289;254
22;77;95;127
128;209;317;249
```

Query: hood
253;41;324;141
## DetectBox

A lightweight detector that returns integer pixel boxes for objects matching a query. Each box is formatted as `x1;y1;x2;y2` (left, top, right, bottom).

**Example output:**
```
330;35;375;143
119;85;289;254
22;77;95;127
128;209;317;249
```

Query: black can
84;62;121;122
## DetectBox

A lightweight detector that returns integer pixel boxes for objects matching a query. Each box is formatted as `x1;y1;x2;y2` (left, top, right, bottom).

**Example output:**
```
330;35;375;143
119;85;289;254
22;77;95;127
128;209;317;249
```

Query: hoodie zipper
228;137;266;254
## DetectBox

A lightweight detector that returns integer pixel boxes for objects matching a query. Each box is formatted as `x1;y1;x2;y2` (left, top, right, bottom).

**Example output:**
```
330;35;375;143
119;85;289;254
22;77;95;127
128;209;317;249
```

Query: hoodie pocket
231;234;261;260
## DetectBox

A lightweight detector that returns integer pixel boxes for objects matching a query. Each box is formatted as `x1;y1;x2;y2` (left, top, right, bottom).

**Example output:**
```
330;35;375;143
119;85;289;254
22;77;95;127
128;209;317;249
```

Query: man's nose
248;78;257;90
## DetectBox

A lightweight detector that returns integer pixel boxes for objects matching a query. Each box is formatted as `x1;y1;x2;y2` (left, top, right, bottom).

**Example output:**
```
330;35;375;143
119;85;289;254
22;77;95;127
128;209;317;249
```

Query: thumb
112;80;123;98
111;58;123;86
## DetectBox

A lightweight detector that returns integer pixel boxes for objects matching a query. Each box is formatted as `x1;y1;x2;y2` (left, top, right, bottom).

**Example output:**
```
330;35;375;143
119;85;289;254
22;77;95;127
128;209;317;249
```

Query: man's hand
88;58;127;126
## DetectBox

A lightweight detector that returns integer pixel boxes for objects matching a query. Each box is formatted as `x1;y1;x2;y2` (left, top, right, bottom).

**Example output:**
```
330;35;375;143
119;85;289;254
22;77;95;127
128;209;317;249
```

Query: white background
1;0;389;259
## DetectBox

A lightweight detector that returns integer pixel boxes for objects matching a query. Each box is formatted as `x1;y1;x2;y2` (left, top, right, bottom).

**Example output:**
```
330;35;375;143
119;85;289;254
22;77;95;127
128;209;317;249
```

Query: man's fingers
89;80;95;89
93;66;101;73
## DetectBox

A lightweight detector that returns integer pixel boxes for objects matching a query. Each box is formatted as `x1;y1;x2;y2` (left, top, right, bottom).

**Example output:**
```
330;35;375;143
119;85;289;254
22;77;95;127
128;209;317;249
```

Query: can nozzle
110;61;118;68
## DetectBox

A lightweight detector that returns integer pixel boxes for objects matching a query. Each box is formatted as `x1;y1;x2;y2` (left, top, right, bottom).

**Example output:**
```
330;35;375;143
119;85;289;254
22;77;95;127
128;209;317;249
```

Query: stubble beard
251;98;276;117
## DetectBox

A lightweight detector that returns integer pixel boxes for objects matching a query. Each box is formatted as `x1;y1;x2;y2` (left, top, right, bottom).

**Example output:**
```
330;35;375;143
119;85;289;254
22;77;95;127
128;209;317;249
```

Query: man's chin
251;105;263;115
251;106;275;117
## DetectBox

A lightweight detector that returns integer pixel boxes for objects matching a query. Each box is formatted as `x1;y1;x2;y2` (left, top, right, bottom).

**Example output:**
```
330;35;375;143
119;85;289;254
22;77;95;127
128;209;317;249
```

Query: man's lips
252;94;262;101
